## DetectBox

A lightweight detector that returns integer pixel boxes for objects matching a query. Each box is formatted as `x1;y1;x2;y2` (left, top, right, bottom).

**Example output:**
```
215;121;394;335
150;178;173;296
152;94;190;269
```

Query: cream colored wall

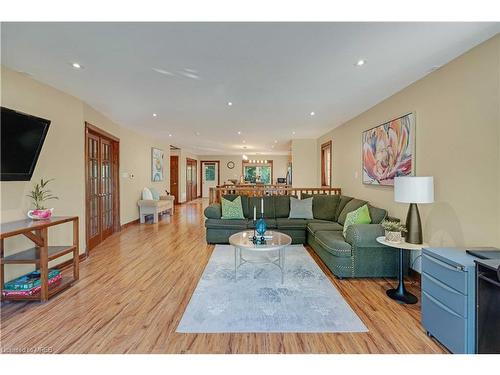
197;155;290;185
317;34;500;271
1;66;171;280
291;139;319;187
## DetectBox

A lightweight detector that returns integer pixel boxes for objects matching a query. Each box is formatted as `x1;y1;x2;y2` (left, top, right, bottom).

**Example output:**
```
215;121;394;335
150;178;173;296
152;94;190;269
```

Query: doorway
170;155;179;204
186;158;198;202
85;122;120;252
200;160;220;198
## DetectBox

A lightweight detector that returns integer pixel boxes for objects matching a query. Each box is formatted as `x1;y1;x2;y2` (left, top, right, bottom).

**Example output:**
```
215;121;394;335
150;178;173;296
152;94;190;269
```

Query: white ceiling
1;22;498;155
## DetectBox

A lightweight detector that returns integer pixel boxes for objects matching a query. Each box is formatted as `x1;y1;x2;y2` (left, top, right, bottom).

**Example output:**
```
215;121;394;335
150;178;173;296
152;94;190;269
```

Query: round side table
376;236;428;304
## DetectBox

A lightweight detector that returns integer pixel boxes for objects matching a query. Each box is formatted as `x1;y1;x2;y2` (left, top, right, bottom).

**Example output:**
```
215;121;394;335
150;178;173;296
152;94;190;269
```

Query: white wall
291;139;319;187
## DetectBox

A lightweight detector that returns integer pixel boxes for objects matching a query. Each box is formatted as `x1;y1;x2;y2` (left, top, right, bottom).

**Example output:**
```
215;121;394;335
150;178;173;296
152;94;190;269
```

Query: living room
1;1;499;373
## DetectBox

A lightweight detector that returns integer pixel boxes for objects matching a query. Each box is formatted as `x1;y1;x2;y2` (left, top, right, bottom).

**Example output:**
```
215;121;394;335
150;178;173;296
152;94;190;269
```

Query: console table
0;216;79;302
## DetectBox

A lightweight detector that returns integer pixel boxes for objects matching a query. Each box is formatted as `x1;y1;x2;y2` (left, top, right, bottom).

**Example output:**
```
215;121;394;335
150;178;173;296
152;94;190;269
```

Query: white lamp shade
394;176;434;204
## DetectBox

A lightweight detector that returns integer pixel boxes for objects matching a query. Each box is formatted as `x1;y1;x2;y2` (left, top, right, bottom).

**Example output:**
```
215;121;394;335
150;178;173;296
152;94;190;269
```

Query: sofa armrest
204;203;222;219
345;223;385;247
160;195;175;201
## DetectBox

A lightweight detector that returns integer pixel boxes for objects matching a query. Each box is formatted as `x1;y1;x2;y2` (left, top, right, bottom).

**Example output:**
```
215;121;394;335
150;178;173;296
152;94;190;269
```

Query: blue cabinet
421;248;477;354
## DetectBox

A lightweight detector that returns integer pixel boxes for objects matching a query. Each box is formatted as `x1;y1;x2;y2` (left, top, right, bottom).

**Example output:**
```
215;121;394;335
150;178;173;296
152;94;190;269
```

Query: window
321;141;332;186
242;161;273;184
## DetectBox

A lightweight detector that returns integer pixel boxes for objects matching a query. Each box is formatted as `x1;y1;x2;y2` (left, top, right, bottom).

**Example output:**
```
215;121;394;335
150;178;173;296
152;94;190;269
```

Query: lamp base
405;203;423;244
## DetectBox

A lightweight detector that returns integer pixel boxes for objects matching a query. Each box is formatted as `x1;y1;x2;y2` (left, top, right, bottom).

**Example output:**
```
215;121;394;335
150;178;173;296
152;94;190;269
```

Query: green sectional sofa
204;194;406;278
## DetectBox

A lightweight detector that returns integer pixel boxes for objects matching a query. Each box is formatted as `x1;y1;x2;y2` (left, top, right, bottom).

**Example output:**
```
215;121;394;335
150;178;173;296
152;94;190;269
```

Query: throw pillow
149;187;160;201
221;196;245;219
142;187;153;200
343;204;372;238
288;197;314;219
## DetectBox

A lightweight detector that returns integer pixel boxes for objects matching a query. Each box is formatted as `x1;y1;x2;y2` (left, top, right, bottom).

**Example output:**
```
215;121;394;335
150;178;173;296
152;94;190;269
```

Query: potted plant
381;219;407;243
26;178;59;220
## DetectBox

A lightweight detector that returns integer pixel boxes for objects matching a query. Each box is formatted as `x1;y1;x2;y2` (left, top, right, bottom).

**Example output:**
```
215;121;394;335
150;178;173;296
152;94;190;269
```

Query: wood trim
242;160;274;184
84;122;120;255
85;121;120;142
199;160;221;197
186;158;198;202
121;218;140;230
321;140;332;187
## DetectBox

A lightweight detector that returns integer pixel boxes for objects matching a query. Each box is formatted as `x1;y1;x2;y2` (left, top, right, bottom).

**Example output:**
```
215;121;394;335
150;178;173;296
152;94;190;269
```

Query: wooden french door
85;123;120;251
170;155;179;204
186;158;197;202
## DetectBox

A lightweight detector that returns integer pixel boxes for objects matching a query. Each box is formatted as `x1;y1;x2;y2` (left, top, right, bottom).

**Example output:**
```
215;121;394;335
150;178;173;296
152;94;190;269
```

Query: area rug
177;245;368;333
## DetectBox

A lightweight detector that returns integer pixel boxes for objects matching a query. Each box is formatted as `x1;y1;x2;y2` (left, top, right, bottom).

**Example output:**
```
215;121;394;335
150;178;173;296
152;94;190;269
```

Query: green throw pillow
221;196;245;219
343;204;371;238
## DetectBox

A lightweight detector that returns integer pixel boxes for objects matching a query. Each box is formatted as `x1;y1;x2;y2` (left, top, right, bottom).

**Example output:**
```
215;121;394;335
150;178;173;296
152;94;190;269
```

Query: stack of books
2;269;62;297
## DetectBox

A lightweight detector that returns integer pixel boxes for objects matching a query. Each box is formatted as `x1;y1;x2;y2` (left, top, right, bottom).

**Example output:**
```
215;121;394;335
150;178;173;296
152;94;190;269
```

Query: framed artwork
362;112;415;186
151;147;164;182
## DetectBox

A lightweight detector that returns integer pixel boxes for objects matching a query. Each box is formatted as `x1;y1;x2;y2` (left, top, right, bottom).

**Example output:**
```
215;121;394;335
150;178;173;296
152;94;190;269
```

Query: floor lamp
394;176;434;244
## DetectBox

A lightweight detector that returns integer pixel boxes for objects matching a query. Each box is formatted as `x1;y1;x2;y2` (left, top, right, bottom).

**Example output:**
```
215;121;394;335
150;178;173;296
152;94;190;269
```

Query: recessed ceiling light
310;112;315;116
242;140;246;143
271;145;275;149
168;134;172;137
242;154;248;160
153;67;174;76
152;113;157;117
237;131;242;135
292;131;296;135
72;62;82;69
355;59;366;67
274;140;278;143
195;131;200;136
227;102;233;106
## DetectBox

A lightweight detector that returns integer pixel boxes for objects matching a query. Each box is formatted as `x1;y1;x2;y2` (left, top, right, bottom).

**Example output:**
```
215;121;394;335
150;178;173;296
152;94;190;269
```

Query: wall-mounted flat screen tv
1;107;51;181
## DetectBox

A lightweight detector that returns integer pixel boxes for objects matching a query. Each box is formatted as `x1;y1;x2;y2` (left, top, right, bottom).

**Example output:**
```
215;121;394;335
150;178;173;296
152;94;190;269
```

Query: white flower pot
385;230;402;243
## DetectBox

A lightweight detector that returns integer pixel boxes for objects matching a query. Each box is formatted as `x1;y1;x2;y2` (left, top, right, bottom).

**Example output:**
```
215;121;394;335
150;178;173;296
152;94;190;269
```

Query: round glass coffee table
229;230;292;284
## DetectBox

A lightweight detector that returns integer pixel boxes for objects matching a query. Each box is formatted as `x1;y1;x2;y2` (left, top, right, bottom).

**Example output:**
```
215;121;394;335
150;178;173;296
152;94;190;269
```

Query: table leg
39;228;49;302
386;248;418;304
73;218;80;281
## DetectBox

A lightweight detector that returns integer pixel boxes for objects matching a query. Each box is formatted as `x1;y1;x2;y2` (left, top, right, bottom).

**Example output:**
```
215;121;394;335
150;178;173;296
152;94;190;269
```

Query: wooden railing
209;185;341;204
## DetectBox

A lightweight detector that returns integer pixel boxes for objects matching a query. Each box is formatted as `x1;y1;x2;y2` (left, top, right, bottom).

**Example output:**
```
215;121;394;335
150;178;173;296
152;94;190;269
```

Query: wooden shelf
2;276;75;301
1;216;79;302
1;245;77;265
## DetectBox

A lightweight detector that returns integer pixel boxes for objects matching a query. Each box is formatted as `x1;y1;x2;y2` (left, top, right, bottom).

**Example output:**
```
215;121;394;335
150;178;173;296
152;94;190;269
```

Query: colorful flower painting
362;113;415;185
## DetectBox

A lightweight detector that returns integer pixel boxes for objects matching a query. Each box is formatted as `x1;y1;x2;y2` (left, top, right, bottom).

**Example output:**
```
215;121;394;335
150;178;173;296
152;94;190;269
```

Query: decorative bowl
27;208;54;220
385;230;402;243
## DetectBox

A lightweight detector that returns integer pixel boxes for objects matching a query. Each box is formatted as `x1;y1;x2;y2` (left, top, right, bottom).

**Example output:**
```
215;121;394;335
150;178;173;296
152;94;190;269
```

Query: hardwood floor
0;199;447;354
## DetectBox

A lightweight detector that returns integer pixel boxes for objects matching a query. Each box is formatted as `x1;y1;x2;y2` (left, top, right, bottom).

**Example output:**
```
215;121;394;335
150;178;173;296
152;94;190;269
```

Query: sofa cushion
343;204;372;237
142;187;153;200
302;194;340;221
307;222;343;234
205;218;248;229
337;198;368;225
274;196;291;218
223;195;250;218
368;205;387;224
221;196;245;219
247;219;277;229
276;218;308;230
248;196;276;219
149;187;160;201
314;231;352;257
204;203;222;219
334;195;353;221
289;197;314;219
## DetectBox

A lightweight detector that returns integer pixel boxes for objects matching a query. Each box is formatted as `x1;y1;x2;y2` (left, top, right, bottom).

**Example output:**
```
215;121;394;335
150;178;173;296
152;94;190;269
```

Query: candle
253;206;256;221
261;198;264;214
